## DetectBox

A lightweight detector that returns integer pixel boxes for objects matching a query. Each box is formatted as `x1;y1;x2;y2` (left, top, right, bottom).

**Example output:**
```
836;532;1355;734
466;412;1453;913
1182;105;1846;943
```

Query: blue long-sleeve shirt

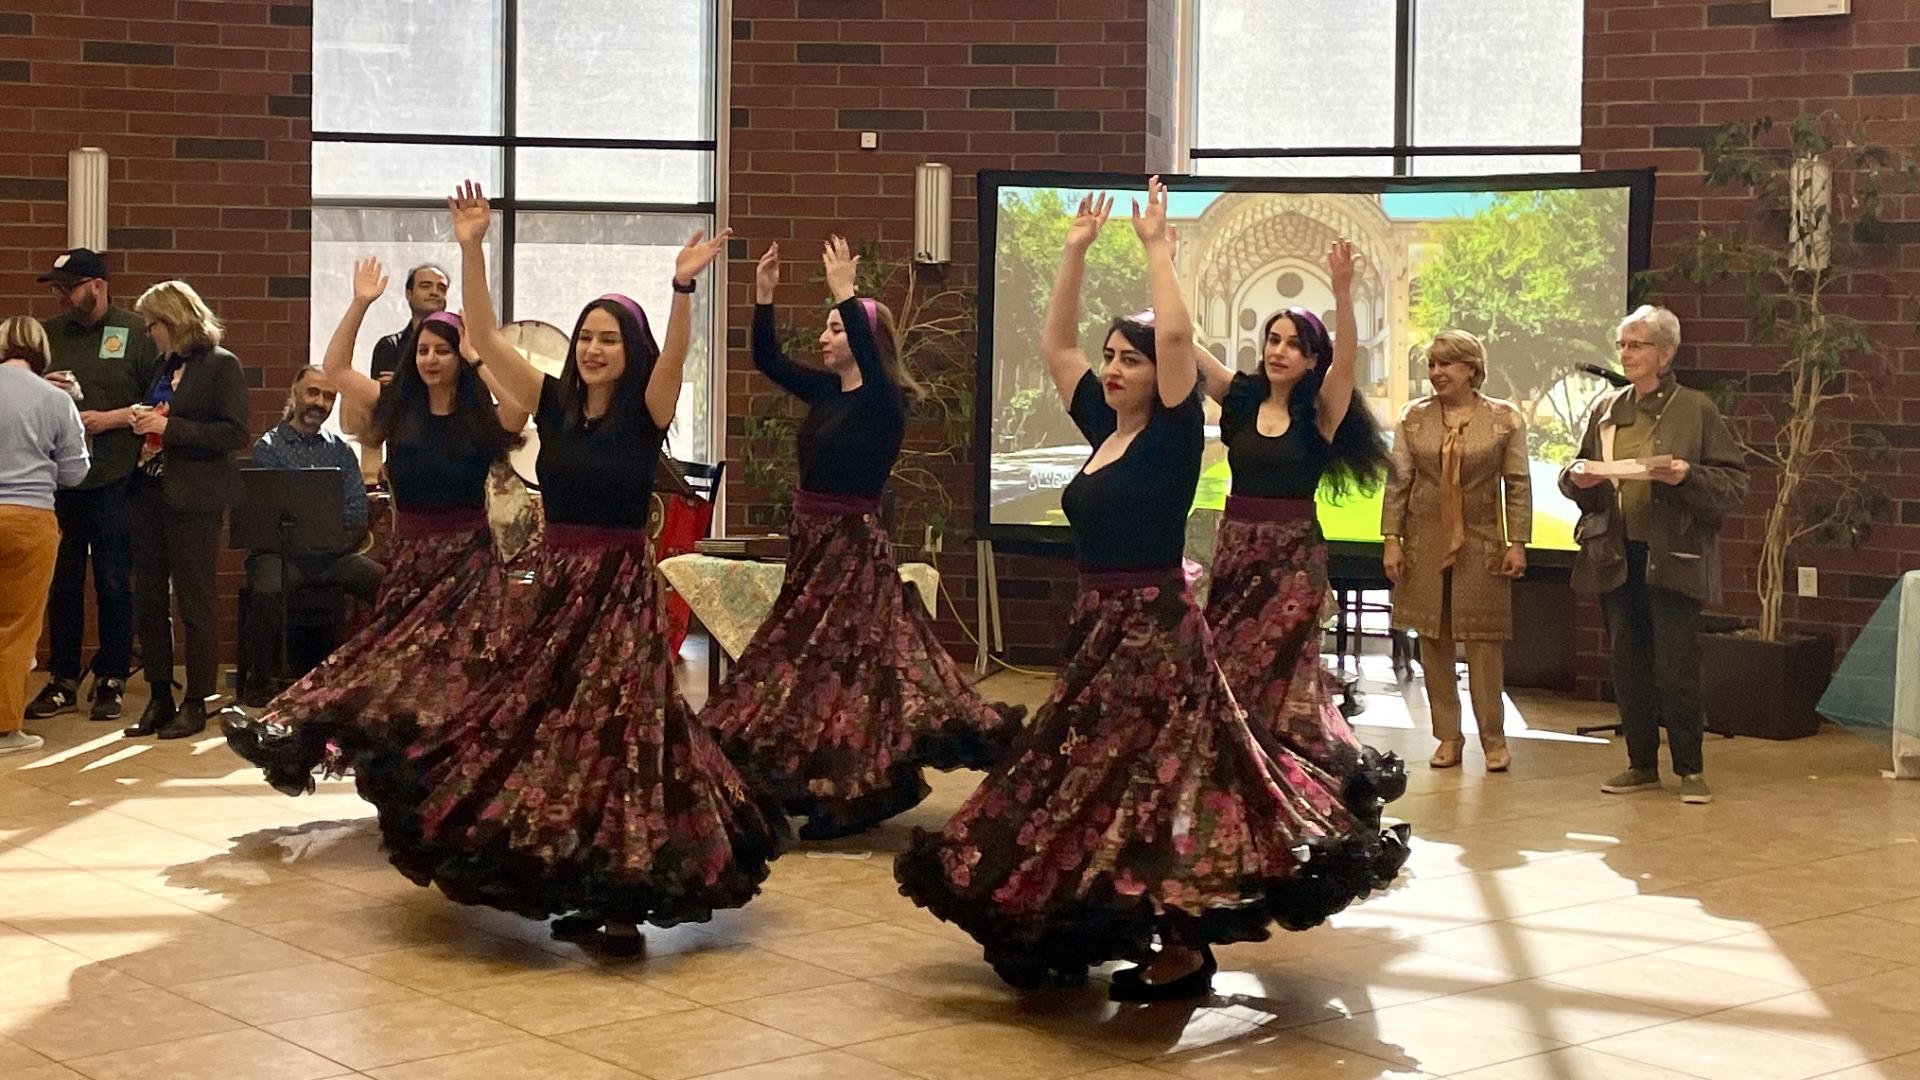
0;365;90;510
250;421;367;531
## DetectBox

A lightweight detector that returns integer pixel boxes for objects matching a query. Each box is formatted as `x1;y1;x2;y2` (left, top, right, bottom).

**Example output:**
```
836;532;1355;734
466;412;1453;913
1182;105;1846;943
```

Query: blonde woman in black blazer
125;280;249;741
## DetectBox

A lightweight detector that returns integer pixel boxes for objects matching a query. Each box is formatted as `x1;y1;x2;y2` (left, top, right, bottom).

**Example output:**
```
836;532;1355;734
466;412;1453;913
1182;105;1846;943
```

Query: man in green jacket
1562;305;1748;805
26;249;159;723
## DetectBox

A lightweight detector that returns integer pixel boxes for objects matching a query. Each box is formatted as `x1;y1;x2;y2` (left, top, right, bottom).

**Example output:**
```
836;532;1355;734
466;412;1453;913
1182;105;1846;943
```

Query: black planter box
1699;629;1834;740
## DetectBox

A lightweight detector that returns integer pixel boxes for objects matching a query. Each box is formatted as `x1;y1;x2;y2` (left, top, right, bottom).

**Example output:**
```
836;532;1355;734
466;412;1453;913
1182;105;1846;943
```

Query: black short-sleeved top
751;299;906;497
533;376;664;528
1219;371;1329;500
1060;370;1204;570
384;412;493;511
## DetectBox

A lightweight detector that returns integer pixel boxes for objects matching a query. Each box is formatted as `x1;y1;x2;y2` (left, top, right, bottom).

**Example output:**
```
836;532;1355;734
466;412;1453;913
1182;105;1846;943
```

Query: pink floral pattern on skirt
357;533;786;925
702;504;1025;837
895;572;1408;983
1207;515;1408;823
223;526;508;797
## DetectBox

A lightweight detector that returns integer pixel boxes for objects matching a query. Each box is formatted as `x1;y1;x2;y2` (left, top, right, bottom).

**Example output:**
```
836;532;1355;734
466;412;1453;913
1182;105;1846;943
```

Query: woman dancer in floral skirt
896;180;1408;1001
347;182;785;958
700;236;1024;841
1193;240;1407;831
224;260;525;795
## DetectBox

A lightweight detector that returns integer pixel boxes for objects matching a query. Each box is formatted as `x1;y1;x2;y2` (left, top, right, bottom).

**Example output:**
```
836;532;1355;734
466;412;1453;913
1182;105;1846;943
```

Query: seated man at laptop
242;367;383;705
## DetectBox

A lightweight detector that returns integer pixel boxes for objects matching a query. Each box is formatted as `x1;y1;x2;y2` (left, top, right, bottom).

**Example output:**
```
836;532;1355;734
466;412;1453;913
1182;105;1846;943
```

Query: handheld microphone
1577;362;1630;388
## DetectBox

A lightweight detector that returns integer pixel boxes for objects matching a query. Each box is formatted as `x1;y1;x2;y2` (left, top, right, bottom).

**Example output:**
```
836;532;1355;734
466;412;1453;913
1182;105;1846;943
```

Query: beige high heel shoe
1429;739;1465;769
1483;743;1511;773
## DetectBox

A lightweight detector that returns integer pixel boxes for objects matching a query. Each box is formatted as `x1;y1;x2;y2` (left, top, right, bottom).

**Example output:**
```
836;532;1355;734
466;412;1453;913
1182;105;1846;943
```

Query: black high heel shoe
1107;946;1217;1003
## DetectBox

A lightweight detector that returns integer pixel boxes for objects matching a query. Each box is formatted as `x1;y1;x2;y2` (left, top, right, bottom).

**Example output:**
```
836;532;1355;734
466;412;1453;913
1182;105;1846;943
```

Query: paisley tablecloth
659;554;940;660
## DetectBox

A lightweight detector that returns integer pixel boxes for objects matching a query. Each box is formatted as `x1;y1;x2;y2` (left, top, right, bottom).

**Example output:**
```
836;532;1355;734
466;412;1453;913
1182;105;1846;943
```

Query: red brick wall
1581;0;1920;697
1;0;313;667
725;0;1150;662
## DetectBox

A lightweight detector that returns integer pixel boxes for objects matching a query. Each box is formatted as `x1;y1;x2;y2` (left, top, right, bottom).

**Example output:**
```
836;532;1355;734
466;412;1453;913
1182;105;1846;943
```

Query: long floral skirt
894;567;1410;983
1206;496;1408;828
703;490;1026;838
223;507;506;797
355;524;787;926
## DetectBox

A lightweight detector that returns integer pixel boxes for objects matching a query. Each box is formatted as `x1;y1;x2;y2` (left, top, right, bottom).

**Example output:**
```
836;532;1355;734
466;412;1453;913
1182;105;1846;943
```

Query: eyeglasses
1616;339;1661;352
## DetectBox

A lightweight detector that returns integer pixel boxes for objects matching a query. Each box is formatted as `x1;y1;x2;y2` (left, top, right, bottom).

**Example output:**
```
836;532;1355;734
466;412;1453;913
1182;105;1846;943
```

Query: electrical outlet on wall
859;131;878;149
1798;565;1819;597
923;525;942;554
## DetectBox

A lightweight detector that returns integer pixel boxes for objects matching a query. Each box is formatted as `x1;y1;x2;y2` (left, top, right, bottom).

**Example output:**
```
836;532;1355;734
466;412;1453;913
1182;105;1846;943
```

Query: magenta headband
857;297;879;328
596;293;649;332
1282;306;1327;341
420;311;464;336
1125;308;1155;324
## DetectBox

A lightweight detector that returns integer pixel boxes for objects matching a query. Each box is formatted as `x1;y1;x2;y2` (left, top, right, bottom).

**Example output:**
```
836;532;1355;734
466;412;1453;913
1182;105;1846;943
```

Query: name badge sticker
99;327;129;359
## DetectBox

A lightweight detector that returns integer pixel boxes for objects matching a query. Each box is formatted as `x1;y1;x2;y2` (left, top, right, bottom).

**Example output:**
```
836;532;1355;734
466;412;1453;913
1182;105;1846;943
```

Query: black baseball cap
38;248;108;286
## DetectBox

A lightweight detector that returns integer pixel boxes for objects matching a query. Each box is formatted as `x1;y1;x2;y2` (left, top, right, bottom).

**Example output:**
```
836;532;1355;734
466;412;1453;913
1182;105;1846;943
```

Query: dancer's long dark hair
367;318;517;461
1225;308;1391;499
555;297;662;436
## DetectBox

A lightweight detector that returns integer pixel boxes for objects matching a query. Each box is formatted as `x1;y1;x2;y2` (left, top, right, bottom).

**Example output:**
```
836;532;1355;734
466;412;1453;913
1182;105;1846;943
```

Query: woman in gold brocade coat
1381;331;1531;773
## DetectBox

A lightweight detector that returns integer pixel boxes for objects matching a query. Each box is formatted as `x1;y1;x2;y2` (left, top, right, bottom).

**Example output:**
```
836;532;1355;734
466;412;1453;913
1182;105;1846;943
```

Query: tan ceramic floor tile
0;1036;55;1072
1589;1014;1873;1080
1824;965;1920;1014
0;1065;87;1080
995;996;1282;1063
722;979;969;1046
1708;988;1920;1060
1296;1000;1569;1076
846;1020;1131;1080
1768;913;1920;966
1657;930;1906;989
163;877;393;928
757;921;991;979
1281;941;1519;1008
252;905;486;958
174;960;426;1026
1508;897;1755;955
1860;898;1920;929
263;998;524;1072
341;937;582;994
1406;920;1637;977
552;1008;824;1080
626;944;854;1005
1446;1045;1708;1080
0;949;151;1011
1418;977;1689;1043
1816;1049;1920;1080
1326;873;1590;941
682;1049;919;1080
62;1027;348;1080
101;920;323;986
1541;953;1800;1017
0;987;244;1062
1149;1029;1437;1078
439;968;696;1036
696;888;879;942
363;1038;643;1080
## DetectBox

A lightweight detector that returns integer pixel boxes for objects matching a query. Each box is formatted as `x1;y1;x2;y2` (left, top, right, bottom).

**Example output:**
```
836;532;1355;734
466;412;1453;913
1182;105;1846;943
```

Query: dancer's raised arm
1041;193;1111;410
448;180;545;415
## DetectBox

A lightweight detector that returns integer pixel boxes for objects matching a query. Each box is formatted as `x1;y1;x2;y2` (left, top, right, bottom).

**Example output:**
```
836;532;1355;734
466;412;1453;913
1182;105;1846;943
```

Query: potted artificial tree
1673;112;1909;739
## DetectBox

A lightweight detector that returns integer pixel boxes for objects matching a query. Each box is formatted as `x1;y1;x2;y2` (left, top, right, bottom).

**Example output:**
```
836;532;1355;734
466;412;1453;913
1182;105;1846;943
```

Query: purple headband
420;311;464;336
596;293;649;332
1283;306;1327;341
857;297;880;328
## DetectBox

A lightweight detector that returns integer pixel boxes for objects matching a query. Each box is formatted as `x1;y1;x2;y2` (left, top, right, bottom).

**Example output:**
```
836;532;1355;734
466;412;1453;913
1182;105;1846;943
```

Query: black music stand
230;468;349;688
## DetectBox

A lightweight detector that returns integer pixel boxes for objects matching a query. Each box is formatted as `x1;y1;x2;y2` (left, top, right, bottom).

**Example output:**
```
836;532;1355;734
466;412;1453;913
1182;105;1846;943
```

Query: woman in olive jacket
125;280;250;742
1561;305;1747;805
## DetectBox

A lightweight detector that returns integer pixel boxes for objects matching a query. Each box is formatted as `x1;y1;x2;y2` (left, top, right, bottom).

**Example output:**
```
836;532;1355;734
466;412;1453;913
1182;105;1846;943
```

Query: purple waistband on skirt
1077;565;1188;594
393;504;488;537
793;489;883;518
1225;494;1317;524
545;522;653;551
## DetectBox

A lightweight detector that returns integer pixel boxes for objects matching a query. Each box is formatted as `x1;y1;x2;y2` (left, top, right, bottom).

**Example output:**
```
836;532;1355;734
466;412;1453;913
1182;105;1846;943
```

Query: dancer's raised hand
1065;192;1113;252
675;226;732;287
448;180;491;246
1328;237;1361;296
823;235;859;302
755;243;780;304
351;257;388;304
1131;175;1171;249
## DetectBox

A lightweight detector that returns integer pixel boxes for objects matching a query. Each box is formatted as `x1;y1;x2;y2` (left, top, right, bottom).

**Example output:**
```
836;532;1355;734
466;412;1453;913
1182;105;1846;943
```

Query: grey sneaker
0;731;46;757
1678;774;1712;804
1600;768;1661;794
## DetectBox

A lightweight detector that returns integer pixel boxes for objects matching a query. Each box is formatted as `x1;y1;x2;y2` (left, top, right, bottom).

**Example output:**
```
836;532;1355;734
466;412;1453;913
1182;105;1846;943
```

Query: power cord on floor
936;576;1055;679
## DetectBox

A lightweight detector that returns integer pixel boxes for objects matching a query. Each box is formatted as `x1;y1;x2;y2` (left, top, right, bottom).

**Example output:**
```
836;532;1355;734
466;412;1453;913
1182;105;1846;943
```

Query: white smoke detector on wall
1772;0;1848;16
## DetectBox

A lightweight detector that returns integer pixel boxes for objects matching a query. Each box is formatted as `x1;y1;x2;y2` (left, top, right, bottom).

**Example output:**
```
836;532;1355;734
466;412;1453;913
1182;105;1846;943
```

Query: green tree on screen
993;189;1150;450
1408;188;1626;455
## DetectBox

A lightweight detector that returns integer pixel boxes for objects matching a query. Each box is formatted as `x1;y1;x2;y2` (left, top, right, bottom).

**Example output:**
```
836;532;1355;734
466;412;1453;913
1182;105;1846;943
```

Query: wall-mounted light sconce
914;162;951;264
68;147;109;252
1790;154;1831;272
